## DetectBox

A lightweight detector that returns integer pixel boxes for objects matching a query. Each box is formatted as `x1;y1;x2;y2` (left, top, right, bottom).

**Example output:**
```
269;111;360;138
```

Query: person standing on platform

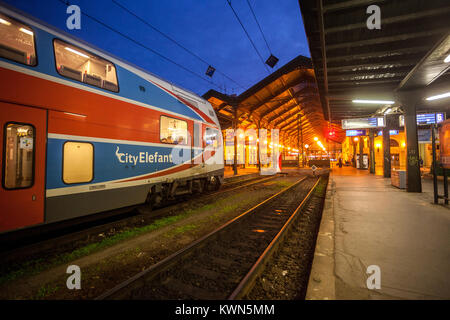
311;164;317;177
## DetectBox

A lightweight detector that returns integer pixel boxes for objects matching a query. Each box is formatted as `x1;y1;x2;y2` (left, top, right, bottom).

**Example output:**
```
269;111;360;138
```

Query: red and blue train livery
0;4;224;233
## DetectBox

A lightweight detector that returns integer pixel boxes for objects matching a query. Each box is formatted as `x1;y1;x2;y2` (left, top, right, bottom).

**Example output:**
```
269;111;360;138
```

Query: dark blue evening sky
2;0;310;96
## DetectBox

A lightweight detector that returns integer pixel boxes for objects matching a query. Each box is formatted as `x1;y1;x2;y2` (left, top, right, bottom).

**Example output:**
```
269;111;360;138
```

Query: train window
0;13;37;66
205;128;220;148
160;116;188;145
3;123;35;189
63;142;94;184
54;39;118;92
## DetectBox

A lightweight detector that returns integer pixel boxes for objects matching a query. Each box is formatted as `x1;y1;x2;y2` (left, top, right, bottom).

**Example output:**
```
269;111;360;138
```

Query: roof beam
326;28;448;51
325;7;450;34
323;0;387;13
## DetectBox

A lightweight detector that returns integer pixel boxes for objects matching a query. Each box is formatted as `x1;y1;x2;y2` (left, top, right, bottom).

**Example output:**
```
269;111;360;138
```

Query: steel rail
96;175;308;300
228;177;322;300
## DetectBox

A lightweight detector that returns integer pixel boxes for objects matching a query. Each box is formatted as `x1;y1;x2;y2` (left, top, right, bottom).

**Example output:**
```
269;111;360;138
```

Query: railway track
96;175;323;300
0;173;280;270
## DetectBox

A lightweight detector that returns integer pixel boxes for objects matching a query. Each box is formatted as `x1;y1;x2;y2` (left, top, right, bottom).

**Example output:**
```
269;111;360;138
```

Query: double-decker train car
0;4;224;234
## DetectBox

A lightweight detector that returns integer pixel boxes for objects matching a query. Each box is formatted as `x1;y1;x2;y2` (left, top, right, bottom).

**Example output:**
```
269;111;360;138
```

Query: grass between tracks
0;179;291;287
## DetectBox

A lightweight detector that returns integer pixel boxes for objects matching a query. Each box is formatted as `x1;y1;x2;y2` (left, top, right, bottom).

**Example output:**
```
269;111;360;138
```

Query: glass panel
54;39;118;92
63;142;93;184
0;13;36;66
205;128;219;148
160;116;188;145
4;123;34;189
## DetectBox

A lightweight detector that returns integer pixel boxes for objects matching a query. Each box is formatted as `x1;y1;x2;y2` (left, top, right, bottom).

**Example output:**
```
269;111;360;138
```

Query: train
0;4;224;234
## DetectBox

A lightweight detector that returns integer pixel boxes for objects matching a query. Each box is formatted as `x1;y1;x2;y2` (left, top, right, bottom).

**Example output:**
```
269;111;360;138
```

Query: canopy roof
299;0;450;124
203;55;344;146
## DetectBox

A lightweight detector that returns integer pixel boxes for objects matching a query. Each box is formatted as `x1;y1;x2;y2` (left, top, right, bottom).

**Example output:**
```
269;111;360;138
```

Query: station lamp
304;144;309;149
314;137;318;141
375;142;381;152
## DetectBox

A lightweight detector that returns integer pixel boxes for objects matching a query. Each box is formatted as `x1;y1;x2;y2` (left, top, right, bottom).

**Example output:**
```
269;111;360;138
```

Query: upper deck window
0;13;37;66
54;39;118;92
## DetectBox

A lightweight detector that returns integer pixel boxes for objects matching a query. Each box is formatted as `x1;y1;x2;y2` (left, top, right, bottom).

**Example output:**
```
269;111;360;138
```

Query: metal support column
369;129;375;174
300;115;304;167
402;94;422;192
358;136;364;169
382;121;391;178
297;115;301;168
257;122;261;171
233;106;238;176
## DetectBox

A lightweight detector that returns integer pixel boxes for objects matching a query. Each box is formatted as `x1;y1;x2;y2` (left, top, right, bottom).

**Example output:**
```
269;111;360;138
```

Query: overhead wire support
226;0;271;74
111;0;246;91
57;0;224;91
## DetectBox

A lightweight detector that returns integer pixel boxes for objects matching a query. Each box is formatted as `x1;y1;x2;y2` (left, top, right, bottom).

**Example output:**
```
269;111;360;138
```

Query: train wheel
210;176;221;191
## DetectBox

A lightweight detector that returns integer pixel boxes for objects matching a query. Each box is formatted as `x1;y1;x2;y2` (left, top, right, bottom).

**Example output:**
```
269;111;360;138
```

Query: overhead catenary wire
57;0;225;91
111;0;246;91
226;0;270;74
246;0;272;55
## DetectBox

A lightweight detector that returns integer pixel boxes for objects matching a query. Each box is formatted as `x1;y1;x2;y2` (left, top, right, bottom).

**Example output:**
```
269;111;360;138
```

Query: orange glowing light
253;229;265;233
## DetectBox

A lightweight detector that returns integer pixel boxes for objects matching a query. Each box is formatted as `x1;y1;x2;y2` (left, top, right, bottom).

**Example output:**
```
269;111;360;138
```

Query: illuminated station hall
0;0;449;304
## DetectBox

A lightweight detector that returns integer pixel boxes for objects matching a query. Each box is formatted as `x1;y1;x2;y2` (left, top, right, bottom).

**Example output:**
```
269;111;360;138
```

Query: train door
193;122;203;166
0;103;46;232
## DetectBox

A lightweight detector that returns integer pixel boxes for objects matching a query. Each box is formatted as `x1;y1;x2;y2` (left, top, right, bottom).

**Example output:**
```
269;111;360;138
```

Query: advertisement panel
439;119;450;169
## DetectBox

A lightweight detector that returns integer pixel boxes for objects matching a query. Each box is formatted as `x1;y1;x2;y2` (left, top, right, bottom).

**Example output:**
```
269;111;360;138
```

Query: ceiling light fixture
426;92;450;101
65;47;89;58
0;18;11;25
19;27;33;36
444;54;450;63
352;99;395;104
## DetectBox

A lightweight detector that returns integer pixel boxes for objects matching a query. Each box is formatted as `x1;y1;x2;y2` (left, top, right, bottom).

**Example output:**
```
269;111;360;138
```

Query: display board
342;117;385;129
346;129;366;136
399;112;445;126
439;119;450;169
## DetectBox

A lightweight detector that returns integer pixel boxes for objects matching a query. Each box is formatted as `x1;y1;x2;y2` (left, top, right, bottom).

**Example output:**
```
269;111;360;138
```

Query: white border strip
48;133;203;150
0;60;203;123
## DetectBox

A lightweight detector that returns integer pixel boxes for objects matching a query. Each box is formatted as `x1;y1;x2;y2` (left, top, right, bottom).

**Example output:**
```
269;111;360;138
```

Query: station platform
306;167;450;300
223;167;260;183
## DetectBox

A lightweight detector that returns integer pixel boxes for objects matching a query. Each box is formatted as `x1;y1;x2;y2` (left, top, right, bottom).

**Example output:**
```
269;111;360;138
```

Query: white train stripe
47;133;203;150
0;60;205;123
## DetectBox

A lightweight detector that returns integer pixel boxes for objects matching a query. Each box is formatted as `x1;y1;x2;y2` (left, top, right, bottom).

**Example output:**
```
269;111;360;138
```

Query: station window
63;141;94;184
54;39;118;92
160;116;188;145
205;128;220;148
3;123;35;189
0;13;37;66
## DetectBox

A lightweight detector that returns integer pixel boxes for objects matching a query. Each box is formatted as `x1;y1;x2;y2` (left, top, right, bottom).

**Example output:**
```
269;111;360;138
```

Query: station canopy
298;0;450;124
203;55;344;147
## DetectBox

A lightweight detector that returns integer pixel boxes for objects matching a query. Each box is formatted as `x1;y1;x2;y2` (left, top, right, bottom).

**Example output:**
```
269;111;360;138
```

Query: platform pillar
233;106;238;176
398;91;422;192
382;121;391;178
369;129;375;174
358;136;364;169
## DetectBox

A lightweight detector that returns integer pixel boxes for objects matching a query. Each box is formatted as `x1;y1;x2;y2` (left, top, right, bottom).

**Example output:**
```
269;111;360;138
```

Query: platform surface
307;167;450;300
